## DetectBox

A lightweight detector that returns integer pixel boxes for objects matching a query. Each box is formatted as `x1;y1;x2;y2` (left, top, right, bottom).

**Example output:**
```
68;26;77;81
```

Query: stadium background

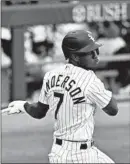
1;0;130;163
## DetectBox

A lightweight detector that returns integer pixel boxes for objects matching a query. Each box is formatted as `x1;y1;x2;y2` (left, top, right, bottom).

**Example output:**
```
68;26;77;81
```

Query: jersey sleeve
38;73;49;105
87;75;112;109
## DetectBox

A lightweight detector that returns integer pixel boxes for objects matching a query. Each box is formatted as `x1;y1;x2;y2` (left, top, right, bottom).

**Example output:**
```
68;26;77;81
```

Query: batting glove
2;100;27;115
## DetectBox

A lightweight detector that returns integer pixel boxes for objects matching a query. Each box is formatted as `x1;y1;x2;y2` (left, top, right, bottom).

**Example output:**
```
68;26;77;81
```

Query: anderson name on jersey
39;64;112;141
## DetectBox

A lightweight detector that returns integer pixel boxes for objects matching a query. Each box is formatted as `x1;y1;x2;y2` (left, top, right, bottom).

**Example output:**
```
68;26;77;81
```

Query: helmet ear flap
71;53;79;62
62;44;69;59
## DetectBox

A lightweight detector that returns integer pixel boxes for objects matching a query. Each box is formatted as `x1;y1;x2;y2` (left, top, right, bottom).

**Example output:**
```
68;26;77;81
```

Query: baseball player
3;30;118;163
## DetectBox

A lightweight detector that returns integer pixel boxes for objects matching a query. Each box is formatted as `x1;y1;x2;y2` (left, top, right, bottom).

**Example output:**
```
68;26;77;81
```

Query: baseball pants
48;138;115;163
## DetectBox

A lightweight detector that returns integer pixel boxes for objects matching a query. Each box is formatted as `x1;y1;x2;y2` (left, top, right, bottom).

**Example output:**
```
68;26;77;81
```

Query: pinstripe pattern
48;144;115;163
39;63;114;163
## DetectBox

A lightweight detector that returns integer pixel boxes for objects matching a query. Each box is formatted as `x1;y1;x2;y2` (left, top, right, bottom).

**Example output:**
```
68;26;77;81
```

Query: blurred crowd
1;21;130;101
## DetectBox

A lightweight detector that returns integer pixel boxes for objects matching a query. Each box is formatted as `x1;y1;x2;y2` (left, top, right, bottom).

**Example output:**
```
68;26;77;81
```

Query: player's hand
2;100;27;115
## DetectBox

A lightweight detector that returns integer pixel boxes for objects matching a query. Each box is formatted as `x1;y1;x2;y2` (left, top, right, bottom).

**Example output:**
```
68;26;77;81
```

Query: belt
55;138;94;150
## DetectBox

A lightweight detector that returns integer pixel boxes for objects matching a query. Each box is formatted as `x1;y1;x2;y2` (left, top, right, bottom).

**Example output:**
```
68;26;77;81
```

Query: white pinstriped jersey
39;63;112;141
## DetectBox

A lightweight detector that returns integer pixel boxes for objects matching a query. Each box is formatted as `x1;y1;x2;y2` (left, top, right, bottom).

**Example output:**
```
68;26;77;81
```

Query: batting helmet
62;30;102;59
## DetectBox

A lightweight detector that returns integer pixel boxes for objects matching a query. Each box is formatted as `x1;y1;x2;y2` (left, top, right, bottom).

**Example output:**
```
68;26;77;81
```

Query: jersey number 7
54;92;64;119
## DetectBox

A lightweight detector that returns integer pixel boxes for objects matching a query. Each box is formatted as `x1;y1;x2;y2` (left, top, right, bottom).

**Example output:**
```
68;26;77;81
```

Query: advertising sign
72;3;128;22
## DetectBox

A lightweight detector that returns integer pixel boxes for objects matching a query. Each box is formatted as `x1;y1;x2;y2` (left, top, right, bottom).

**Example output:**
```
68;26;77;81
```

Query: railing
100;54;130;62
25;53;129;79
25;54;130;67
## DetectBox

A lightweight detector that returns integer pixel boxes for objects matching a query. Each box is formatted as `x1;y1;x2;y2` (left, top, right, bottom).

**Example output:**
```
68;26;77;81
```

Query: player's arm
102;95;118;116
25;72;50;119
2;100;49;119
24;101;49;119
87;74;119;116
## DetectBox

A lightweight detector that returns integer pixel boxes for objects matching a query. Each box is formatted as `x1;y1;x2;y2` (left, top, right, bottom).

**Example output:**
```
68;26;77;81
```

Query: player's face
79;49;100;69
